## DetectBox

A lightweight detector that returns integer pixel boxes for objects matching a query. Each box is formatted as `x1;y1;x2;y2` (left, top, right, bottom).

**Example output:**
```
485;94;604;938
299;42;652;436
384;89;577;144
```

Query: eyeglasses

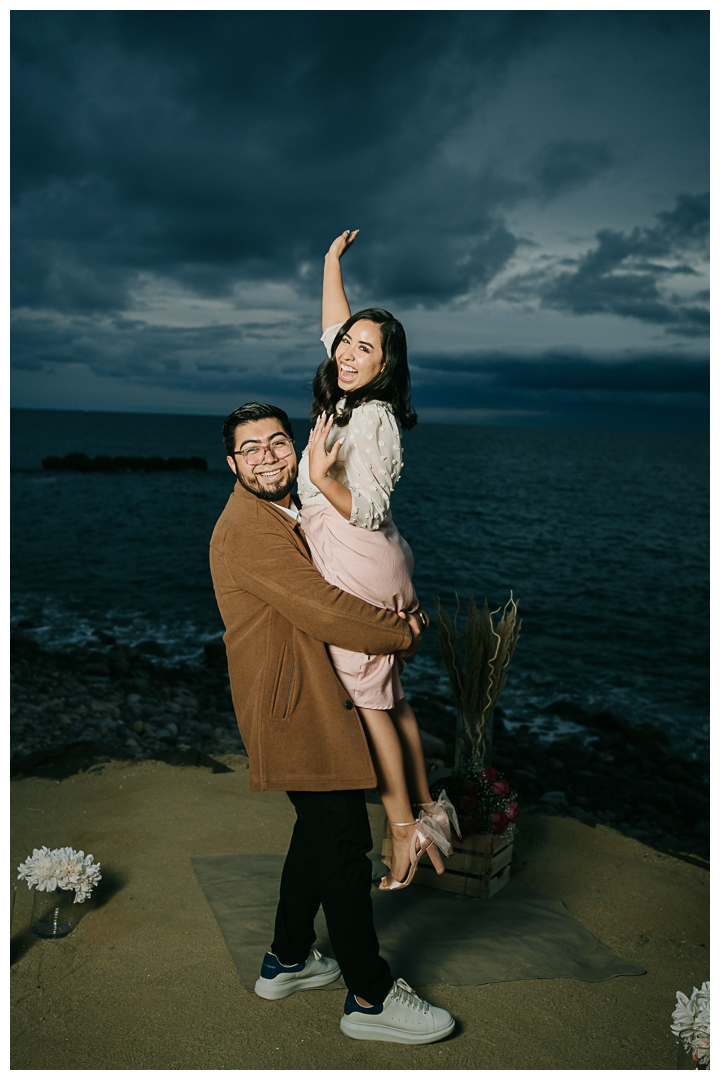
233;437;294;466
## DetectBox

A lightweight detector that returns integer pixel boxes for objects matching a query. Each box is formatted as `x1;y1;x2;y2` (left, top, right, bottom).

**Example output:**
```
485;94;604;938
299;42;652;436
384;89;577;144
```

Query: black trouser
271;788;393;1006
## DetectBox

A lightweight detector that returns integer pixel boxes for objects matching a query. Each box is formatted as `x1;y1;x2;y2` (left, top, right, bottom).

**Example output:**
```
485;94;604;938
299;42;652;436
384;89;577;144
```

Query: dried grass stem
435;592;521;768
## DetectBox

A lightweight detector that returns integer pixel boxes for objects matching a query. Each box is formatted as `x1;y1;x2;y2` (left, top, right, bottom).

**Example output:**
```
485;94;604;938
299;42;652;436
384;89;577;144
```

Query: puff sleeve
321;323;344;358
342;403;403;530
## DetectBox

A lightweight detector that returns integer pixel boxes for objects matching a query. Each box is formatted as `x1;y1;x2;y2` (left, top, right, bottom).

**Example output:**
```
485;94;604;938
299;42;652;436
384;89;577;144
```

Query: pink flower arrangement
431;765;519;838
489;811;509;835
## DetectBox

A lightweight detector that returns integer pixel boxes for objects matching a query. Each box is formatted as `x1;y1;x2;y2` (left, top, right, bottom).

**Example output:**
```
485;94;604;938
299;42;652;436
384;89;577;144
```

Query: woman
297;231;459;889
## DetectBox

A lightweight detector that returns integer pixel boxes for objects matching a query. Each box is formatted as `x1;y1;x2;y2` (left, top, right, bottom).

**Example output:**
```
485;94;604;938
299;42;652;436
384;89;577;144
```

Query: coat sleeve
218;516;413;655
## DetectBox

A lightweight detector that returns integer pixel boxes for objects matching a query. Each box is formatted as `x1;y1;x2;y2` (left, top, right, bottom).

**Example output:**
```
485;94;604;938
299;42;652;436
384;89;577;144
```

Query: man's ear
227;455;238;475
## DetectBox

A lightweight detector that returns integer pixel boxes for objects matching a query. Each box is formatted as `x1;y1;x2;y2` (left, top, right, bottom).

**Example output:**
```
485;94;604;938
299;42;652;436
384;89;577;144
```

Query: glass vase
676;1041;708;1070
30;887;77;939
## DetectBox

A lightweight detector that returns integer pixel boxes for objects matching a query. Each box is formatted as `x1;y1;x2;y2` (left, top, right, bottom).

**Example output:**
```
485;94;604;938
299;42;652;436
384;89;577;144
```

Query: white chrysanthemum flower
17;847;101;903
672;982;710;1066
17;847;61;892
672;992;697;1040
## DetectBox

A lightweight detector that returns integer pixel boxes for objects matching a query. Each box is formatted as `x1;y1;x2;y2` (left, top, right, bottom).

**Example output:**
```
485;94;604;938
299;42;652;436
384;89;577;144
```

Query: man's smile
228;417;298;504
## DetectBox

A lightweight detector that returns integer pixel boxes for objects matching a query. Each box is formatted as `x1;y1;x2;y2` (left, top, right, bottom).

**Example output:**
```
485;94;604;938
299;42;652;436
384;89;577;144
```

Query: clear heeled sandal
379;811;452;892
413;789;462;853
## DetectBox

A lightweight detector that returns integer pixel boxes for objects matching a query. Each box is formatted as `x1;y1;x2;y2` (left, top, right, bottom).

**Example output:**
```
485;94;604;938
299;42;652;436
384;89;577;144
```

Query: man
209;402;455;1045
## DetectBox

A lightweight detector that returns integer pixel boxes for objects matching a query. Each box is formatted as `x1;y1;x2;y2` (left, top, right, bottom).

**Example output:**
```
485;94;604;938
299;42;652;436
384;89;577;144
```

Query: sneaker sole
254;968;341;1000
340;1015;455;1044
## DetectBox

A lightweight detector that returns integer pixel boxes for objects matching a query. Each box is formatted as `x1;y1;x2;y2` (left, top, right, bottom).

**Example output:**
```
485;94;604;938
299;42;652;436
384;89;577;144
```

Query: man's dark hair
222;403;295;456
310;308;417;431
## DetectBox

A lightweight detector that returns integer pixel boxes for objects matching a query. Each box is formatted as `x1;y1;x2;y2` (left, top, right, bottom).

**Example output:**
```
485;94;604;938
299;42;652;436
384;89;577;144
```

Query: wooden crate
382;819;513;899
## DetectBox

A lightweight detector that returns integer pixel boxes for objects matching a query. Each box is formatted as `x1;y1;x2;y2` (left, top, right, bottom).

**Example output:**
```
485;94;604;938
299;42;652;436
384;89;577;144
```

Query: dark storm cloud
527;140;614;201
11;10;552;313
411;351;709;394
10;310;321;398
501;193;709;336
10;10;709;428
409;351;708;432
15;10;706;318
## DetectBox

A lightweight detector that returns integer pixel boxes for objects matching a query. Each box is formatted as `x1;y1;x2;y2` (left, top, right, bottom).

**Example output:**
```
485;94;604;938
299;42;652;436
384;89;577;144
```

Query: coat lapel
232;480;312;561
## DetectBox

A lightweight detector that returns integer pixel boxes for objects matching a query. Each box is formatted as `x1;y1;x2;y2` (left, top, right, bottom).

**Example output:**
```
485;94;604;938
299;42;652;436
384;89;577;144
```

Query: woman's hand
326;229;359;262
307;412;344;488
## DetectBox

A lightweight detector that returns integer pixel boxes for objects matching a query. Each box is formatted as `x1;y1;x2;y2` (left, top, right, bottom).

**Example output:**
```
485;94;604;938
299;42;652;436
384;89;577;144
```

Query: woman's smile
335;319;384;390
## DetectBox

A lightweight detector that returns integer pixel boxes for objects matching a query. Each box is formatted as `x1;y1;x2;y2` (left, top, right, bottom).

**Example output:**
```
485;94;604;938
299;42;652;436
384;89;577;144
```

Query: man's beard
237;464;297;503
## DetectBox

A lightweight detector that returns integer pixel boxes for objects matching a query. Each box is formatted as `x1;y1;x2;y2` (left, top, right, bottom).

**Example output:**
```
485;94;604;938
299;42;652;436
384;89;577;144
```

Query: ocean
11;408;709;759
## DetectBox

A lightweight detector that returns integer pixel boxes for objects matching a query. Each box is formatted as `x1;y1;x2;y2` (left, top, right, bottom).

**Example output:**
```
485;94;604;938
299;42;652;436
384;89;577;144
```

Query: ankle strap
388;820;416;827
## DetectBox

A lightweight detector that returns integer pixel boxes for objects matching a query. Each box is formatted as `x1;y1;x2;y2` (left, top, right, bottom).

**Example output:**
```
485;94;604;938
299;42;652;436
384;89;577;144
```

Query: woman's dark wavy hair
310;308;417;430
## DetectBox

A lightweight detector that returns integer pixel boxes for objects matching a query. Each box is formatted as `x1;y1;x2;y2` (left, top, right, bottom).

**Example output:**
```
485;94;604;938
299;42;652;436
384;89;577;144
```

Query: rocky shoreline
411;693;709;866
10;631;242;764
11;630;708;865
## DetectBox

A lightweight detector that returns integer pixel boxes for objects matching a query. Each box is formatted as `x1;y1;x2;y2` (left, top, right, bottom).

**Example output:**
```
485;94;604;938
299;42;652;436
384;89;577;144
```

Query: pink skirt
300;503;418;710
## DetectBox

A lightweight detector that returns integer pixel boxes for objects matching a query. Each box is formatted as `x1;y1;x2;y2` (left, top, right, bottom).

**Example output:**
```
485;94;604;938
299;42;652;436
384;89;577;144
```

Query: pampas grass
435;593;521;768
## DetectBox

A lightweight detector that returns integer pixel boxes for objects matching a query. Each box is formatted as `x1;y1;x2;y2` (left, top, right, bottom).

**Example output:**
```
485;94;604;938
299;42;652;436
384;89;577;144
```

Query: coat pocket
270;645;297;720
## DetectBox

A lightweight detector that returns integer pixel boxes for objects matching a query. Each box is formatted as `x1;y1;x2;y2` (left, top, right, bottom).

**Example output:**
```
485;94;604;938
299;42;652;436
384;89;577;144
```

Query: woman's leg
389;698;433;806
358;707;417;883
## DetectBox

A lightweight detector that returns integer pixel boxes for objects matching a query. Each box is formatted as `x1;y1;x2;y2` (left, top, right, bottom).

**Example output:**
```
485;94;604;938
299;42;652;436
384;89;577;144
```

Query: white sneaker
340;978;455;1044
254;947;341;1000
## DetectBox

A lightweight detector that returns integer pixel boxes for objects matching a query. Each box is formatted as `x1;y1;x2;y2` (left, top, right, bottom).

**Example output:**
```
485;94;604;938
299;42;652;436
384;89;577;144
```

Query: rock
42;453;208;473
419;730;448;757
11;631;39;653
539;791;569;807
176;692;199;707
204;643;227;668
542;700;587;722
584;710;630;735
136;640;168;658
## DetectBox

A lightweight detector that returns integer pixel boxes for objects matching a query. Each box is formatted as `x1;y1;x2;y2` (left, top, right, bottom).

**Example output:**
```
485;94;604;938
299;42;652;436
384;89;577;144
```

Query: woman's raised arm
322;230;358;331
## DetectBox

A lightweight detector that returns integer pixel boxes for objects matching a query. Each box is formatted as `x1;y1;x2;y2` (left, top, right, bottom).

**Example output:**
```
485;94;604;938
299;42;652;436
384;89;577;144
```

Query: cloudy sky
11;10;708;429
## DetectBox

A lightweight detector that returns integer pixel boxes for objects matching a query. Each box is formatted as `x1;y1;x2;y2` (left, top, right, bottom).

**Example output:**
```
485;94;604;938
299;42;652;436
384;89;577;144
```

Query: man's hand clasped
398;609;428;658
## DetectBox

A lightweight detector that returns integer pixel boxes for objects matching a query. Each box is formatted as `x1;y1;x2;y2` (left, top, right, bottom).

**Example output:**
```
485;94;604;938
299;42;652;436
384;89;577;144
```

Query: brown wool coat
209;481;413;792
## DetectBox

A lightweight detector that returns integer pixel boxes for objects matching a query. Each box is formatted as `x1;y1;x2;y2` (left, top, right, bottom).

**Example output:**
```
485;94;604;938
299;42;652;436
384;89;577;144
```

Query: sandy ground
11;754;708;1070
